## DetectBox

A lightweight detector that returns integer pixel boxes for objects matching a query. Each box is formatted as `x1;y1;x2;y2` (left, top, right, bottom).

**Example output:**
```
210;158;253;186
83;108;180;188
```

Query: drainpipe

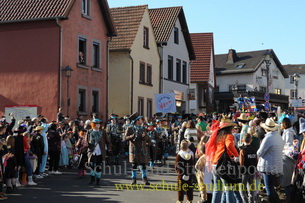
56;18;63;109
128;52;134;114
158;45;164;93
188;61;192;114
106;37;112;120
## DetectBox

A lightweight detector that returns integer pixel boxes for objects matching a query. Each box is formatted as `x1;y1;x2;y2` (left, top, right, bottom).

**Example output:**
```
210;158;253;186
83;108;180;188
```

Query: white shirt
93;143;102;156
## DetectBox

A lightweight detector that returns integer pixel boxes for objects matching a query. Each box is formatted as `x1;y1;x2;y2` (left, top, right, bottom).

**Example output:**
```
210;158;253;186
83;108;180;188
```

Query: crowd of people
0;108;305;203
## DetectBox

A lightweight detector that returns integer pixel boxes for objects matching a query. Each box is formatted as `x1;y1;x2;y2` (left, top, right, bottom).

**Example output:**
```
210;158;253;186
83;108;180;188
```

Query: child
23;132;37;185
75;130;88;178
239;133;258;203
195;141;207;203
59;135;69;167
175;140;194;203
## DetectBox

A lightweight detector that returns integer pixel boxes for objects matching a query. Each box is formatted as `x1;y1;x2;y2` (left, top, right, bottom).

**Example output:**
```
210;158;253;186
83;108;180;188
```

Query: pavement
5;156;202;203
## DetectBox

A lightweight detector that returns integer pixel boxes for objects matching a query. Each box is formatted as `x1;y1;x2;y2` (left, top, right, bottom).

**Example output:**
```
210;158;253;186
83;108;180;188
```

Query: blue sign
155;93;176;113
264;93;270;101
264;101;270;111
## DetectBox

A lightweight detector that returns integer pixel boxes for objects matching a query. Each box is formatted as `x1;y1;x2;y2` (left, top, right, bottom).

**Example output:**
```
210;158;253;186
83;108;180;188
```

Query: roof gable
149;6;195;60
215;49;288;78
190;33;214;83
109;5;147;51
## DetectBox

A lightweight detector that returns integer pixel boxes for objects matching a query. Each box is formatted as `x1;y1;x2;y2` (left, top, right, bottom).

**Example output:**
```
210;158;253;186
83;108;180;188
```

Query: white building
215;49;289;112
283;64;305;108
149;7;195;113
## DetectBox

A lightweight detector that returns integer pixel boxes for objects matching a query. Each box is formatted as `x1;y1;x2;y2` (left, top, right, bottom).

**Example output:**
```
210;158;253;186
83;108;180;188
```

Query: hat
237;113;249;121
129;112;142;121
219;115;237;130
24;116;31;121
34;126;44;131
124;115;130;120
260;118;279;132
92;119;102;123
109;114;118;120
38;114;43;118
14;125;27;133
299;117;305;134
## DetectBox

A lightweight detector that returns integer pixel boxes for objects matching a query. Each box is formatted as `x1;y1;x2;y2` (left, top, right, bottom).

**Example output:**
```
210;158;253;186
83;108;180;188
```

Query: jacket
212;134;239;164
282;127;295;146
257;131;284;174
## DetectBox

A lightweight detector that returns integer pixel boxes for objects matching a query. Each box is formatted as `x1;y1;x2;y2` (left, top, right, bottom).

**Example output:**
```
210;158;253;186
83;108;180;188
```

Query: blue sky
108;0;305;65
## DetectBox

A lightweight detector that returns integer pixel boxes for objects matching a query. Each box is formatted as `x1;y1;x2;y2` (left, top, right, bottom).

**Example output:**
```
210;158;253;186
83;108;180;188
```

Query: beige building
109;5;160;117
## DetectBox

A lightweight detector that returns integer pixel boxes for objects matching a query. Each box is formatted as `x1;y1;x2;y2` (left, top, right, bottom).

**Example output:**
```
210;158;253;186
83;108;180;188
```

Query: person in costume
237;113;249;148
122;115;131;157
87;119;112;185
147;122;157;167
155;119;168;164
124;112;151;185
106;114;123;165
75;129;88;178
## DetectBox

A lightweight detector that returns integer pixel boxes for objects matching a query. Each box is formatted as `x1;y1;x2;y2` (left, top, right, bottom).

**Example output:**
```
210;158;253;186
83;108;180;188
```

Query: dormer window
82;0;89;16
235;63;245;69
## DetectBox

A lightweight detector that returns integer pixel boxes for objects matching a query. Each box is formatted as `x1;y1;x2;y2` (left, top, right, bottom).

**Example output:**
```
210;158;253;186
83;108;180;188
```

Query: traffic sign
264;93;270;101
264;101;270;111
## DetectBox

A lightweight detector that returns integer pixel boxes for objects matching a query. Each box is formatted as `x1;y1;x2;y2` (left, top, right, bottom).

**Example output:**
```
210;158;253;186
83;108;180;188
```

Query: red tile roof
190;33;214;83
149;6;195;60
109;5;147;51
0;0;74;22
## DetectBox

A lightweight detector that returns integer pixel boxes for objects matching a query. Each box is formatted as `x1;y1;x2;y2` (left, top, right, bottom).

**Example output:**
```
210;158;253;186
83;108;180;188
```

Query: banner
5;105;37;130
155;93;176;113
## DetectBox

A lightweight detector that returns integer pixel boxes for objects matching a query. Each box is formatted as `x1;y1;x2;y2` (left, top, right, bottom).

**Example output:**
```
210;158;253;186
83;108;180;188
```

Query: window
79;37;87;65
147;99;152;118
174;27;179;44
168;56;173;80
290;75;295;84
92;90;99;113
237;85;247;91
182;61;187;84
138;97;144;116
272;71;278;79
235;63;245;69
261;69;267;77
259;86;267;92
176;59;181;82
82;0;89;16
143;27;149;48
291;90;298;99
274;88;281;95
78;89;86;112
139;62;145;83
92;42;100;68
147;64;152;85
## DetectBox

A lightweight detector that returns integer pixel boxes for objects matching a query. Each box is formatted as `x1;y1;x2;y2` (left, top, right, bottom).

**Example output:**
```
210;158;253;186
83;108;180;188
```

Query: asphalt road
5;156;201;203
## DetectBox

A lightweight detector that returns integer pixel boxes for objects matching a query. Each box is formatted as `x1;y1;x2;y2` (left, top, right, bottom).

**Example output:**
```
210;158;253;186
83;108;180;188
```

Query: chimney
226;49;238;64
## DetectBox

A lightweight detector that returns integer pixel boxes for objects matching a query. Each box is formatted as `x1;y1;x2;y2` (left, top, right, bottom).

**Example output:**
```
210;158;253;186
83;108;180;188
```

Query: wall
60;0;109;120
161;18;190;113
109;52;131;116
285;73;305;106
0;21;60;120
217;74;254;92
130;8;160;117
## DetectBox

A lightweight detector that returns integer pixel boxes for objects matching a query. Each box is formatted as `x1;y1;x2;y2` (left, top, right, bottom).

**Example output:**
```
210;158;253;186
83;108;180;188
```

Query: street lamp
293;73;300;100
63;66;73;116
263;50;272;95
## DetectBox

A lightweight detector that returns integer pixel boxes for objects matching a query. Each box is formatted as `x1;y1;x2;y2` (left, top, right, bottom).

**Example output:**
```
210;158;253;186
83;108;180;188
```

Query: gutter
128;52;134;114
55;18;63;109
0;16;67;24
106;37;112;120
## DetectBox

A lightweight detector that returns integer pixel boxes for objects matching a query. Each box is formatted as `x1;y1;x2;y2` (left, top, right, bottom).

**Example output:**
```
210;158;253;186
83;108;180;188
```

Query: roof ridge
110;4;148;9
149;6;182;10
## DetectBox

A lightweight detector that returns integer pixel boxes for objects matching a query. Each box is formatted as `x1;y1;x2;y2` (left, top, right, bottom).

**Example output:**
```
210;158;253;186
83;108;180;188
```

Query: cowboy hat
34;126;44;131
219;115;237;130
260;118;279;132
237;113;249;121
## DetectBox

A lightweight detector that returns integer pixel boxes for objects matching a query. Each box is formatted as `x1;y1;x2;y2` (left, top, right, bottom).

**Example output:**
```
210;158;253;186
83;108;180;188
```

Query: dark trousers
49;151;60;171
263;174;280;202
177;176;193;201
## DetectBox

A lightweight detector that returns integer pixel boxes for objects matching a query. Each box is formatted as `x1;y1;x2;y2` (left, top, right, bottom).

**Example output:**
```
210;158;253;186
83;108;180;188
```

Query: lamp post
63;66;73;116
263;50;272;112
293;73;300;113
